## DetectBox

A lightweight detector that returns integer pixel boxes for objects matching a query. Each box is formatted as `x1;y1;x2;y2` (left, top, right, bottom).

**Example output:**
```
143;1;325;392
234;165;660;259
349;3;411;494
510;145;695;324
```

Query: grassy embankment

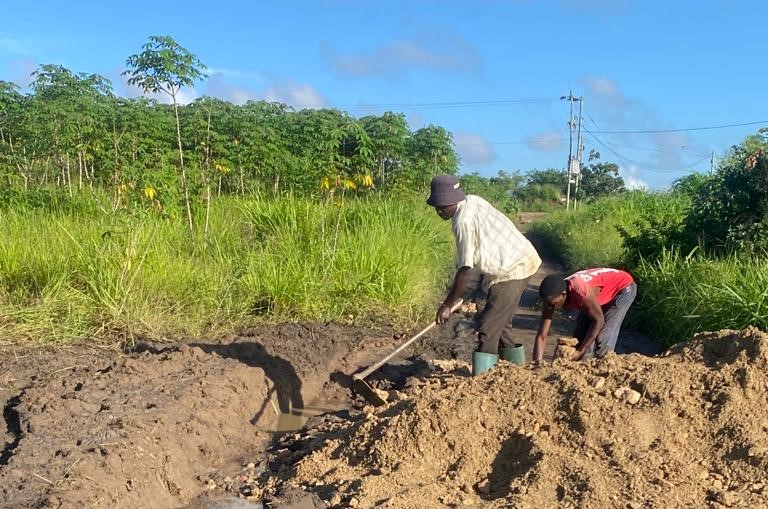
0;193;454;344
529;192;768;346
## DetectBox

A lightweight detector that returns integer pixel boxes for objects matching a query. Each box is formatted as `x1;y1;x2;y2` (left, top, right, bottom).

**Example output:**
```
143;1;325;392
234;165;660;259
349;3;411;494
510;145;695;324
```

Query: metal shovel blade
352;376;388;407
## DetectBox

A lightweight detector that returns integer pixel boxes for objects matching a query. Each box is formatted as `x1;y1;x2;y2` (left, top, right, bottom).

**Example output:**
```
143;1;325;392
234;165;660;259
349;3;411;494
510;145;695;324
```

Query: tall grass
528;191;768;346
0;194;454;344
632;250;768;346
528;191;689;269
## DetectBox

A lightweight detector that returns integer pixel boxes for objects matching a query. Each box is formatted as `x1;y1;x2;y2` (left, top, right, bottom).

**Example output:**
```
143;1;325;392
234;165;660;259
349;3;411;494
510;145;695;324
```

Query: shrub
685;135;768;252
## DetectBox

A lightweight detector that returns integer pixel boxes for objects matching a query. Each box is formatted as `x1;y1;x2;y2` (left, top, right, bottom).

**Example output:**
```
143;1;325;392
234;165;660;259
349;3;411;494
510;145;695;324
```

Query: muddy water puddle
181;496;264;509
273;403;338;432
184;400;342;509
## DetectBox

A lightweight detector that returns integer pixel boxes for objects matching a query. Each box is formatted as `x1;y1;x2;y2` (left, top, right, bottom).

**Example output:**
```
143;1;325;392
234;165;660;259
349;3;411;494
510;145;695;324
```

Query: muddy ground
2;256;663;509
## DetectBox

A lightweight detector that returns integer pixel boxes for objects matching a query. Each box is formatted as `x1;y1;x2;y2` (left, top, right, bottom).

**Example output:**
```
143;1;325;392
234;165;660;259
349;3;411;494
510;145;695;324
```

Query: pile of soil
248;327;768;509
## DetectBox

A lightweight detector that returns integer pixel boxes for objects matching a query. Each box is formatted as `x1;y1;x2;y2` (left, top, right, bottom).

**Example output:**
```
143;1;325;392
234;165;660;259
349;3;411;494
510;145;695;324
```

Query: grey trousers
574;283;637;358
476;277;531;354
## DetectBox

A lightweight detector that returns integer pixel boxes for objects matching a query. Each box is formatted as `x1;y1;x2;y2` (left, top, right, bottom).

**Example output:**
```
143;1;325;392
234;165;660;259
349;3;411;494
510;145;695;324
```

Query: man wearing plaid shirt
427;174;542;374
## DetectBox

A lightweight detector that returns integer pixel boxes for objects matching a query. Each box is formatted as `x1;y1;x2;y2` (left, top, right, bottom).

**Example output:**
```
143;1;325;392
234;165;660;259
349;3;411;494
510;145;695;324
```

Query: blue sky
2;0;766;189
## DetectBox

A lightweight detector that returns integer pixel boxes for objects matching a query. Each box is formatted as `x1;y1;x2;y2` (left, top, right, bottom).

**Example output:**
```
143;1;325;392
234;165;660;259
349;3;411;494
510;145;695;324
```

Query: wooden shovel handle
355;299;464;380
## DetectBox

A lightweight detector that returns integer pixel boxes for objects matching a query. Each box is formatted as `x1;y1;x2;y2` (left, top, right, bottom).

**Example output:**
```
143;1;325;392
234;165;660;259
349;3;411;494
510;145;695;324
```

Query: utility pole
561;92;584;211
573;97;585;210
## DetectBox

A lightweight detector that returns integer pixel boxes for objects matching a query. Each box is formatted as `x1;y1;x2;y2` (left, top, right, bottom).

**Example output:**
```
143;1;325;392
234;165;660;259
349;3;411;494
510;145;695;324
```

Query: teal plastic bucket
500;344;525;365
472;351;498;376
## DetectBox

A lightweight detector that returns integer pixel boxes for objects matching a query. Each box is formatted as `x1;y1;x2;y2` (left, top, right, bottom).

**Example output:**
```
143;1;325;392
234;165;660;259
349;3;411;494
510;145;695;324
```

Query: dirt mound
250;327;768;509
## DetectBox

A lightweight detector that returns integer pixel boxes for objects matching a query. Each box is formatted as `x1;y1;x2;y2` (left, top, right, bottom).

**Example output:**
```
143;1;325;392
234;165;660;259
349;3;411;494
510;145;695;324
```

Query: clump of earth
244;327;768;509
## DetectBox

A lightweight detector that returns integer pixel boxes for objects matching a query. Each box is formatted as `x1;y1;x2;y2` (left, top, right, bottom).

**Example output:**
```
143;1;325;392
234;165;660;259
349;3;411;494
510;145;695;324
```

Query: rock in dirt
554;344;576;359
270;488;326;509
557;337;579;347
613;386;642;405
471;478;489;494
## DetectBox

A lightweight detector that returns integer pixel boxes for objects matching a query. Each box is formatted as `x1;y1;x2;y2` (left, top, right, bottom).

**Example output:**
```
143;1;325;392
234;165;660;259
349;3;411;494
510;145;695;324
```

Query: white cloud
579;75;709;169
115;66;197;104
526;130;565;152
205;72;259;105
264;81;326;109
172;88;200;105
206;67;266;81
121;78;200;105
7;58;38;89
116;68;324;109
580;76;627;108
620;165;648;190
454;132;497;166
323;28;482;78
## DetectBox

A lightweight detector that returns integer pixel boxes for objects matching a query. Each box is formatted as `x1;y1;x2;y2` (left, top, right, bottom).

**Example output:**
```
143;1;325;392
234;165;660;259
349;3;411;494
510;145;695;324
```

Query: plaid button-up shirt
452;195;541;287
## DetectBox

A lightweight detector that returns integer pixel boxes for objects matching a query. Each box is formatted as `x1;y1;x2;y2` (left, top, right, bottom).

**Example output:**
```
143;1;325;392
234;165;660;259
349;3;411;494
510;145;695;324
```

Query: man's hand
570;349;586;361
436;303;453;324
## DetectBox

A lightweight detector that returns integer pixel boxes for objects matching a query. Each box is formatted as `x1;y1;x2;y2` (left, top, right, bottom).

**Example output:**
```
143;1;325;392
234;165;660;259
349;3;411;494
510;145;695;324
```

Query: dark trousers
574;283;637;358
476;277;531;354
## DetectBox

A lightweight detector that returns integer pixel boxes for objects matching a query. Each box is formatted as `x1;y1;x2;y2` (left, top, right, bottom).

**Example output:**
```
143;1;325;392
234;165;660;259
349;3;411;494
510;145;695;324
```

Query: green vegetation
459;152;629;215
0;193;453;344
529;191;691;269
0;36;460;237
529;132;768;346
0;34;638;346
632;251;768;343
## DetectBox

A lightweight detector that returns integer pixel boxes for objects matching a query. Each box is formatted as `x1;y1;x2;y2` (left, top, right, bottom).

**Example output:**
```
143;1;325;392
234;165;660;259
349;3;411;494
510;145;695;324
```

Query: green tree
576;155;626;201
671;173;710;198
123;35;207;236
0;81;27;189
525;168;567;195
235;100;292;194
360;112;409;188
29;65;113;193
404;125;458;191
686;133;768;251
460;170;523;214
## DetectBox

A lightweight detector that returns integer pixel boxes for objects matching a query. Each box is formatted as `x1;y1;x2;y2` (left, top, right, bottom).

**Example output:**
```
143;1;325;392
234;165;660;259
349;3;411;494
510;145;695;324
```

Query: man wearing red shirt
533;268;637;362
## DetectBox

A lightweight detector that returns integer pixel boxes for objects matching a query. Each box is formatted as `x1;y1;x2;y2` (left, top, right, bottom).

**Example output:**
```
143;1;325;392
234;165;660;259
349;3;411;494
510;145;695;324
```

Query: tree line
0;35;634;233
0;36;459;233
460;151;627;214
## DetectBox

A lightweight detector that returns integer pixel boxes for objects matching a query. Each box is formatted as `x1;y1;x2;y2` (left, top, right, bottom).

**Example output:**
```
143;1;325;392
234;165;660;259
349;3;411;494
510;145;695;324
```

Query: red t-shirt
564;268;634;310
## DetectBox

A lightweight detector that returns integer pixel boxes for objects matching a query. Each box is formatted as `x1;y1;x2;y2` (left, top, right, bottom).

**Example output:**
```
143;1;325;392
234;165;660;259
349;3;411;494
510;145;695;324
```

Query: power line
583;127;711;173
588;119;768;134
454;139;530;147
296;97;562;111
598;140;711;158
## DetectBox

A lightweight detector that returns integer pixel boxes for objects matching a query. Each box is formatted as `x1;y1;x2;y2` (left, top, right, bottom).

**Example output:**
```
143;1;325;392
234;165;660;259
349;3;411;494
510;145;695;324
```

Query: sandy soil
0;251;684;509
246;328;768;509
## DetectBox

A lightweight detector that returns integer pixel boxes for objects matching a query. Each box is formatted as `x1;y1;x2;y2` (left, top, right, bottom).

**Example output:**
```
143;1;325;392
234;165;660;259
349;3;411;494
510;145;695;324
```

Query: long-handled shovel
352;300;463;406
